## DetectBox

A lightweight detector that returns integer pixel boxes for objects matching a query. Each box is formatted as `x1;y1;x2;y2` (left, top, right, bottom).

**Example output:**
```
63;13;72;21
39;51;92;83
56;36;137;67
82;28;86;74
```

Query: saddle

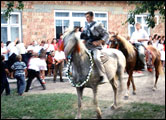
133;43;153;71
100;52;110;64
89;50;110;64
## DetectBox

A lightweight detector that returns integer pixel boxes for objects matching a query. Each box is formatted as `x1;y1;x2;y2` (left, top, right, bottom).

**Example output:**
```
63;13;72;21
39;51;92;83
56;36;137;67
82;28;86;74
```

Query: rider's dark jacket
81;21;109;50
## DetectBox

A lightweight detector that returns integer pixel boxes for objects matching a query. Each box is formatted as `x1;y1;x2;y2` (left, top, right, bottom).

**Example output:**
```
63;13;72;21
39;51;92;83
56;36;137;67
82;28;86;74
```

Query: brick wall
22;11;55;46
1;1;165;45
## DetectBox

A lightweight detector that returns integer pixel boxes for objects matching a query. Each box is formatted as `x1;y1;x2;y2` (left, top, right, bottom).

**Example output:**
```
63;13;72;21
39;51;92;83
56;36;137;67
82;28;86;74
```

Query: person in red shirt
47;51;55;76
57;33;64;51
51;38;58;51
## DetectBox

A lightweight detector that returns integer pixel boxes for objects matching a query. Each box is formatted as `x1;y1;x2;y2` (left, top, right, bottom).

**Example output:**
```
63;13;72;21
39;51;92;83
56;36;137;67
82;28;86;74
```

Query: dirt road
10;71;165;106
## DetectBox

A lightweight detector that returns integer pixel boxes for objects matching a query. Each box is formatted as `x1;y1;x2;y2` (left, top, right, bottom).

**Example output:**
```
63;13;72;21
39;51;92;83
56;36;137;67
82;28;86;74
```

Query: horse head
109;31;135;58
63;29;82;57
109;31;119;49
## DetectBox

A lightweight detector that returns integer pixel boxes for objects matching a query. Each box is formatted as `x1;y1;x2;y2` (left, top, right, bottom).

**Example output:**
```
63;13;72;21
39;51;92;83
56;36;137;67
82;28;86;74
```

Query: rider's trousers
92;49;106;76
138;45;145;65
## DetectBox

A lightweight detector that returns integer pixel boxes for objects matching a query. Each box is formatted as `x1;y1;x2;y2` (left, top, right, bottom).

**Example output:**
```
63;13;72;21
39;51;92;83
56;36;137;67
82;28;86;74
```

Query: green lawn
1;90;165;119
108;102;165;119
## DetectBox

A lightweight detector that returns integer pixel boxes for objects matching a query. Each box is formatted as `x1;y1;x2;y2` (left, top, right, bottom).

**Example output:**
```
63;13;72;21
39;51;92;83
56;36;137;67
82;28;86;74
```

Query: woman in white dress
38;52;47;83
157;39;165;67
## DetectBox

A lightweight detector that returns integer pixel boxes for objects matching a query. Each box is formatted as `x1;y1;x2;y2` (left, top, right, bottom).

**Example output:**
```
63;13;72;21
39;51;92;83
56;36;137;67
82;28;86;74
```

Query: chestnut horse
109;33;163;98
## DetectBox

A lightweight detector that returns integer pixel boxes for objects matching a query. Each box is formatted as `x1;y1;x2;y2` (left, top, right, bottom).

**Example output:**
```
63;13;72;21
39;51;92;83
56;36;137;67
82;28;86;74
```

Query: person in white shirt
1;41;9;61
152;34;159;49
25;53;46;92
27;41;36;54
53;48;66;82
130;23;149;70
43;39;55;55
16;40;29;65
16;41;27;55
130;23;149;47
6;38;19;78
157;40;165;64
45;43;54;54
7;40;19;57
33;41;42;54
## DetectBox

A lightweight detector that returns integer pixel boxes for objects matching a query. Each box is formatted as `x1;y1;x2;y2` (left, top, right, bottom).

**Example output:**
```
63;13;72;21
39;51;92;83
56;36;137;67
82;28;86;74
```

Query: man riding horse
130;22;149;70
81;11;109;83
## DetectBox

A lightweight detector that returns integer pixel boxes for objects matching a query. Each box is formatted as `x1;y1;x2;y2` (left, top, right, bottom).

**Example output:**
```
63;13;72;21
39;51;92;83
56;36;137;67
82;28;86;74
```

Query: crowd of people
149;34;165;67
1;33;66;96
125;33;165;68
1;24;165;96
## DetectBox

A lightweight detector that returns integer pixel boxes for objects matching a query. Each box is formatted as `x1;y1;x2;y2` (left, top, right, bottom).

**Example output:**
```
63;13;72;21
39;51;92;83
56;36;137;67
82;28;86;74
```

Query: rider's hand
92;40;102;46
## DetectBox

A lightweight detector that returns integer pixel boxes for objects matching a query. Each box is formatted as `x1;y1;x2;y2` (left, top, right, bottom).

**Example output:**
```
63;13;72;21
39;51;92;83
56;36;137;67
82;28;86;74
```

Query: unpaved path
10;71;165;106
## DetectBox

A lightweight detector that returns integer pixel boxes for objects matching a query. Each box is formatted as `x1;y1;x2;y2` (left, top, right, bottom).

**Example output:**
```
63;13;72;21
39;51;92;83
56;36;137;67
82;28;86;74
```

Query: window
72;13;85;17
95;13;107;18
1;12;22;43
55;19;69;39
55;12;69;17
128;15;150;37
74;21;81;28
54;10;108;39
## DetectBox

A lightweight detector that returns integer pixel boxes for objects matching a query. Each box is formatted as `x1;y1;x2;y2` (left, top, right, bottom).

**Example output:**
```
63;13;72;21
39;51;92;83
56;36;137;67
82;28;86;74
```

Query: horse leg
153;62;159;91
124;72;131;99
117;69;124;95
75;87;84;119
92;87;102;119
130;71;136;95
110;78;118;109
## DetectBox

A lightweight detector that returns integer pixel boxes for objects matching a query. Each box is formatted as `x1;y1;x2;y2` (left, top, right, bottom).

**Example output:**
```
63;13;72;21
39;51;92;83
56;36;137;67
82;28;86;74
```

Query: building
1;1;165;46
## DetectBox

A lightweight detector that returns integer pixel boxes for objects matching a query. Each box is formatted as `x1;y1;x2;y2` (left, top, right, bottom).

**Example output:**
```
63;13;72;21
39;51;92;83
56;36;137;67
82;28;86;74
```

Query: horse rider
80;11;109;83
130;22;149;70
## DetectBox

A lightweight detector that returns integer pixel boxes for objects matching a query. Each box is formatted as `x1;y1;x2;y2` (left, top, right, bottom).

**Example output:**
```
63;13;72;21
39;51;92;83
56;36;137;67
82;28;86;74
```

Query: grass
1;89;96;119
107;102;165;119
1;90;165;119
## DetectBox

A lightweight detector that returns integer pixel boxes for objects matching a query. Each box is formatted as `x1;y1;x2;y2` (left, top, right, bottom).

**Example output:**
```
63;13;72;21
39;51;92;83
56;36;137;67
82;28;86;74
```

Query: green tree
125;1;165;28
3;1;24;19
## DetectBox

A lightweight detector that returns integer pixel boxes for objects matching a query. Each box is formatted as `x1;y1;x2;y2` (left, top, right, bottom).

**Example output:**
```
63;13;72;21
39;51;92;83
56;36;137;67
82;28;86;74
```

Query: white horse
63;30;126;119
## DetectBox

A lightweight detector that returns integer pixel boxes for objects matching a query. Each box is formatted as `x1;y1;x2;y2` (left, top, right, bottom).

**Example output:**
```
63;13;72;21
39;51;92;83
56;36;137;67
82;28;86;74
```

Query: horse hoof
133;91;136;95
152;87;157;91
97;115;102;119
110;104;117;110
124;95;129;100
75;116;81;119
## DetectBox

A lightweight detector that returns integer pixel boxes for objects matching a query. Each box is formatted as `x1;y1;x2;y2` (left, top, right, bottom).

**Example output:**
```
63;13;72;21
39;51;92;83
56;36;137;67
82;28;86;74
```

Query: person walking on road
25;53;46;92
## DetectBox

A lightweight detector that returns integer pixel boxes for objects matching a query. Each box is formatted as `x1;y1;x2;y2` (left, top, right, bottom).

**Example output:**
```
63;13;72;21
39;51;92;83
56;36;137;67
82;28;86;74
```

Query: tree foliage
125;1;165;28
3;1;24;19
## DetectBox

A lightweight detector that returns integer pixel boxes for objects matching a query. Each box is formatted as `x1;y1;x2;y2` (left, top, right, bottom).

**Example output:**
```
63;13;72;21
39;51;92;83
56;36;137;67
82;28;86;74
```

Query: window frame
1;12;22;43
128;14;151;37
54;10;108;38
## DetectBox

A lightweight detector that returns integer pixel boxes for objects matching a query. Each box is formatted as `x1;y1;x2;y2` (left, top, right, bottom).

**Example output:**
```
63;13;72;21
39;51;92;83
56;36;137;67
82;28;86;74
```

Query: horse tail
158;60;164;76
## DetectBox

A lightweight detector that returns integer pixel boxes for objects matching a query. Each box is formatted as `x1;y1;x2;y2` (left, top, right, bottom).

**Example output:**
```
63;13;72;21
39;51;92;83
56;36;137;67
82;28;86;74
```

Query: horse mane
116;34;135;57
63;29;87;54
74;32;87;53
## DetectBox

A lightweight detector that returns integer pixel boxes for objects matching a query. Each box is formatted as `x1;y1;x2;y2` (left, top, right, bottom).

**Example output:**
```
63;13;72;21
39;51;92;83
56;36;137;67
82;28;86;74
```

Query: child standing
11;55;27;96
47;51;55;76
